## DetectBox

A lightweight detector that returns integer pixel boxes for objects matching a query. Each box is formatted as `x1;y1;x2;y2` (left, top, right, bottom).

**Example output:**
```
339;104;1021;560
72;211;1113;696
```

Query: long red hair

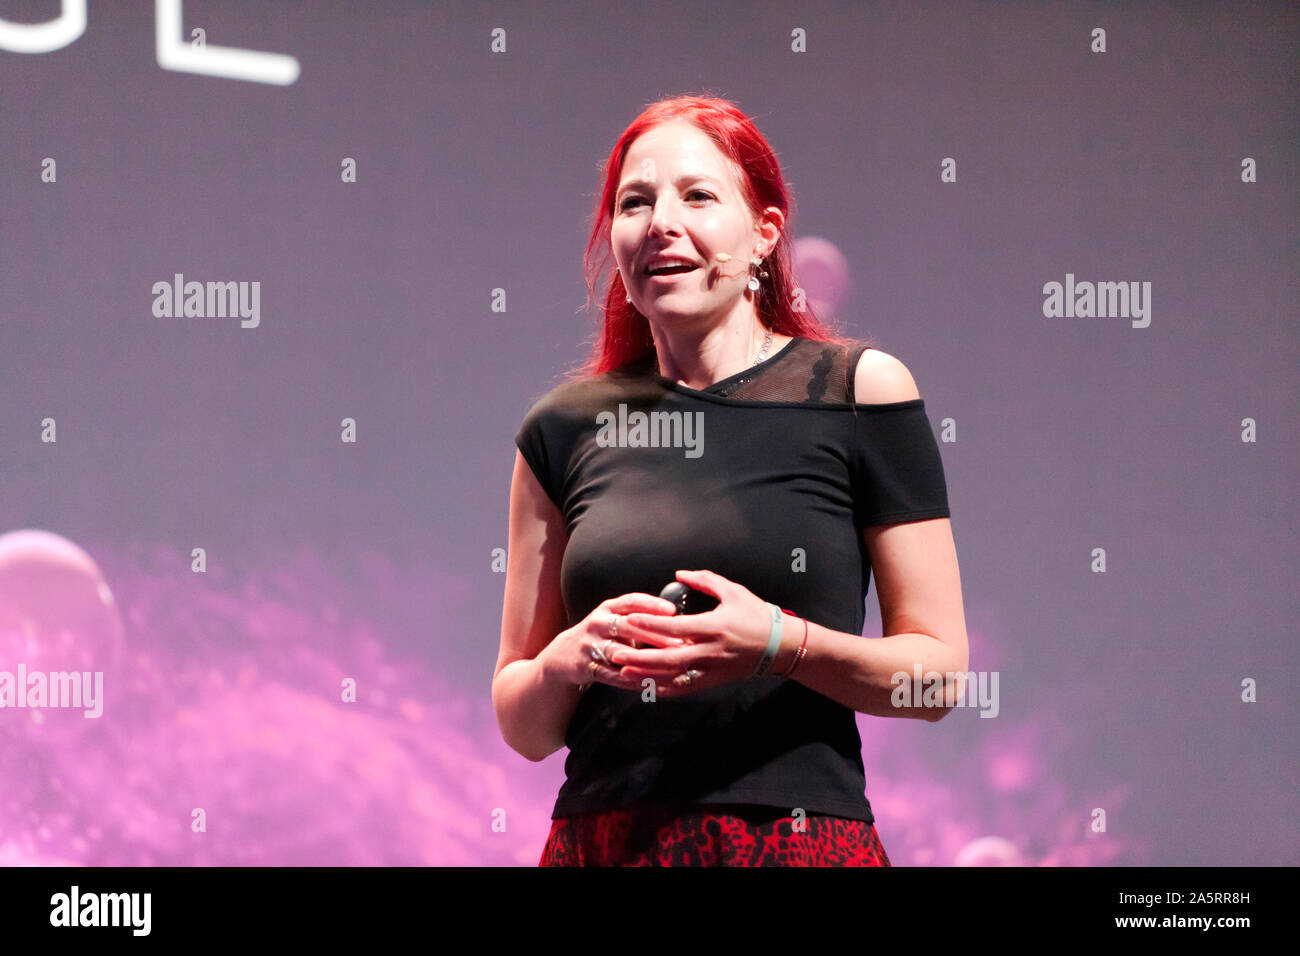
564;93;859;382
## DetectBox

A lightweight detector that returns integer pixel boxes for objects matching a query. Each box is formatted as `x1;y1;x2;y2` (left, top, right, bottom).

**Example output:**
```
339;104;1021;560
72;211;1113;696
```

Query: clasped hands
597;569;780;698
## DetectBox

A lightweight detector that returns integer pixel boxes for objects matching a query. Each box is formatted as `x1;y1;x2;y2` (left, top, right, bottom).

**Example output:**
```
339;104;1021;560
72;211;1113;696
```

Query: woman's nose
647;200;683;238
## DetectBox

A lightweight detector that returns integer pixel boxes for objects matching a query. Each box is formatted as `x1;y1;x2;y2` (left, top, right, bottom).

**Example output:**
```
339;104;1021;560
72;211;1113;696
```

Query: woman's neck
652;319;791;390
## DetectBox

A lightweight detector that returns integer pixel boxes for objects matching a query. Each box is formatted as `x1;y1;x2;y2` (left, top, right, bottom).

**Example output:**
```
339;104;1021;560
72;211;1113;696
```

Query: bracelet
751;603;784;678
776;609;809;679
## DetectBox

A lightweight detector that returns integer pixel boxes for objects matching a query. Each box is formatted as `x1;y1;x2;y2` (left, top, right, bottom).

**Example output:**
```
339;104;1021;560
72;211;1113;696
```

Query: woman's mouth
647;268;697;283
645;262;699;283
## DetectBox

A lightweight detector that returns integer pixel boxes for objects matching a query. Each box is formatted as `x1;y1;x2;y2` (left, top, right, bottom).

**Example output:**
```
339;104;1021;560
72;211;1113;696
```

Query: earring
626;293;632;303
747;257;768;292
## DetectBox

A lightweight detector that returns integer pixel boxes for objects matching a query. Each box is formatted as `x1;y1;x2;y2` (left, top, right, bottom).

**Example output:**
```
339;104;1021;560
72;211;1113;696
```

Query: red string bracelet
777;609;808;679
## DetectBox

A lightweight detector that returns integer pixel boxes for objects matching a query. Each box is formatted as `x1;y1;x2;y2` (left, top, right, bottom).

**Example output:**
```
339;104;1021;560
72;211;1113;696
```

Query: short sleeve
850;401;951;529
514;398;564;511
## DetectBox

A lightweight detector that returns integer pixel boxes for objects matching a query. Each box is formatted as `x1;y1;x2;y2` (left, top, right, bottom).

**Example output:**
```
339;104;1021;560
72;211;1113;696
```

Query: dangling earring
626;293;632;303
747;257;768;292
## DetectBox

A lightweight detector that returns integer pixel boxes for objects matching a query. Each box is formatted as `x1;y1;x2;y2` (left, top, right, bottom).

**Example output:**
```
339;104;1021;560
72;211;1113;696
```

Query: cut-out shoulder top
514;335;950;822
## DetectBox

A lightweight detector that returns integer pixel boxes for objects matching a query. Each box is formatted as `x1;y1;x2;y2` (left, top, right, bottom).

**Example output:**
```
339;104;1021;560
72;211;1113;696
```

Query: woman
493;95;968;866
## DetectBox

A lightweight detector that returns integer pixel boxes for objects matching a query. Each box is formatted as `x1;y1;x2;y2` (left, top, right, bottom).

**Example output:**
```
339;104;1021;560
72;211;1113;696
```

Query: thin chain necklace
752;326;774;365
718;326;774;394
654;325;776;387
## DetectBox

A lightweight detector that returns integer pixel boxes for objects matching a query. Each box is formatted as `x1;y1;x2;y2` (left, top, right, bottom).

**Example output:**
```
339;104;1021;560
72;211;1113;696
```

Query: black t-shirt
513;336;951;822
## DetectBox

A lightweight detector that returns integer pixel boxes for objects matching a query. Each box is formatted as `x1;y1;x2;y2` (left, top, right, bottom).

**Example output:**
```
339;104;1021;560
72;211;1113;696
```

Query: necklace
653;326;776;386
704;327;777;397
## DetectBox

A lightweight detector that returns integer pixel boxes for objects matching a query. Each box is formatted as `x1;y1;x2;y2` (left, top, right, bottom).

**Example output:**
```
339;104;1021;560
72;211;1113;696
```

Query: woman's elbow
492;673;564;762
924;652;972;723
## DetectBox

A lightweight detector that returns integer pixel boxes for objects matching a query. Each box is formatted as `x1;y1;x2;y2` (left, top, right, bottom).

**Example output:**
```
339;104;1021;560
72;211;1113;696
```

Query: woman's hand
606;569;779;697
538;592;683;692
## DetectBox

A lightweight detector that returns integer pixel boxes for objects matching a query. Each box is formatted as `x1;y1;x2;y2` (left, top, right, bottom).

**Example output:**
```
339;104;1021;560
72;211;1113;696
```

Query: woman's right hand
541;592;682;690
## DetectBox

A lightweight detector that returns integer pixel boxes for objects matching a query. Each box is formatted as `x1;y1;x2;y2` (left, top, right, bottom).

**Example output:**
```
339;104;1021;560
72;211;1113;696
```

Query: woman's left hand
607;569;780;697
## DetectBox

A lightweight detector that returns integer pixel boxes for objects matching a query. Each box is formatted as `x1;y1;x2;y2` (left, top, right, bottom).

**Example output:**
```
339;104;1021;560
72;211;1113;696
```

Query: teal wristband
751;602;783;678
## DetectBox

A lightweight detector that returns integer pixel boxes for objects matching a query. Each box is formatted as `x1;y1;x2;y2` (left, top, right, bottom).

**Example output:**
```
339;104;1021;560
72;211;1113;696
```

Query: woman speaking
494;94;968;866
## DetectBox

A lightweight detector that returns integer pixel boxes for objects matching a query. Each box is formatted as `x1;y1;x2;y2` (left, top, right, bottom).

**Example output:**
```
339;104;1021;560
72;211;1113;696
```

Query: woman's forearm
492;651;583;762
777;616;969;721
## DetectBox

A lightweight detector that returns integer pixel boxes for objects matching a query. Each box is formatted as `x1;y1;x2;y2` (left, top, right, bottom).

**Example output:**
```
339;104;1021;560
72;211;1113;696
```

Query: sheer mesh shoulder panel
710;339;873;403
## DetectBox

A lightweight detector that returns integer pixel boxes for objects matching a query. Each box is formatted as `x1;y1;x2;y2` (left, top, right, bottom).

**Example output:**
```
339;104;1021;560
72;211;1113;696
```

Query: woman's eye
619;191;714;212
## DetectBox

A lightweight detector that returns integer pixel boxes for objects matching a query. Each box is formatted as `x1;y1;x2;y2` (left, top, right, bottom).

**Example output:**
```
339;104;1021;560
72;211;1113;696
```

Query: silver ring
609;614;620;639
673;669;703;687
590;642;610;665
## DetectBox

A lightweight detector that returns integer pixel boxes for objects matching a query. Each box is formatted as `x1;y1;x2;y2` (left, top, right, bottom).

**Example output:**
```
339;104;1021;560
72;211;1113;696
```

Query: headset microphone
713;251;745;278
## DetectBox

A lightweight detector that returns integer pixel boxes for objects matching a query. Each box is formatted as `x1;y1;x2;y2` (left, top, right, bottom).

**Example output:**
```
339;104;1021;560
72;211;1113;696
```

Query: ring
609;615;620;638
673;669;703;687
590;642;610;665
601;639;616;663
588;661;600;674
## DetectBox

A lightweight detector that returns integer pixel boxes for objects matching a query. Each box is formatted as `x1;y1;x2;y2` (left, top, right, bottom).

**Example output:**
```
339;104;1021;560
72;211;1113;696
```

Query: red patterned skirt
539;802;891;867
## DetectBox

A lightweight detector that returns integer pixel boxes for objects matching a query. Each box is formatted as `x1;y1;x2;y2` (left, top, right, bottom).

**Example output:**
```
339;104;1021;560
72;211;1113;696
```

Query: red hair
564;93;859;382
